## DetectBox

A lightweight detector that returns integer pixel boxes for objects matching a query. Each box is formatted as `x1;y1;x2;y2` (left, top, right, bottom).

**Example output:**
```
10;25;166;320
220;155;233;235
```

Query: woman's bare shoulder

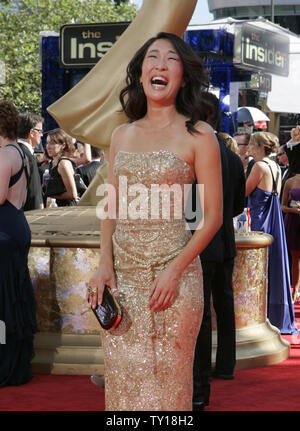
193;120;215;135
0;145;21;168
112;122;140;139
191;121;218;155
57;158;74;170
110;121;144;155
110;123;134;151
111;123;131;137
285;176;293;187
255;160;269;169
0;144;18;157
192;121;218;147
287;175;300;187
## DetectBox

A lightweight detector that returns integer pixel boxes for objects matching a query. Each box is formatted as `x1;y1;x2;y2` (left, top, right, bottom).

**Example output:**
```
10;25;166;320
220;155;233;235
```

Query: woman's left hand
148;266;180;312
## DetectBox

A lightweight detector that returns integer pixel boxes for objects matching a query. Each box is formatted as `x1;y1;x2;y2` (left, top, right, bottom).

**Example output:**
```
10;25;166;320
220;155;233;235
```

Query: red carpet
1;304;300;412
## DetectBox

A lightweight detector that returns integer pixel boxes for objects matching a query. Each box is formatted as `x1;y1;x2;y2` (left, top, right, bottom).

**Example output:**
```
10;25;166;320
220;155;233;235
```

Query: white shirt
286;139;300;150
17;139;34;155
282;167;290;182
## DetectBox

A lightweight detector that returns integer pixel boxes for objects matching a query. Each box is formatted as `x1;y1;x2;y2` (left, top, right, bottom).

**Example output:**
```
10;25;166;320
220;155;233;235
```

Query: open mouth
151;76;168;89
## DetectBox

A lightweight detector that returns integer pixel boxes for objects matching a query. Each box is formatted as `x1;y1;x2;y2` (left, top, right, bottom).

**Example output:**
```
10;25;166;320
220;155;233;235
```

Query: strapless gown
284;188;300;251
248;187;297;334
100;150;203;411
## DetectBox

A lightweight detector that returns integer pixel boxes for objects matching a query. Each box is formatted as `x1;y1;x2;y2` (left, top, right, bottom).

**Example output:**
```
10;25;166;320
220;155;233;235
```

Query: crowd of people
0;31;300;412
0;108;104;387
10;112;104;211
237;129;300;315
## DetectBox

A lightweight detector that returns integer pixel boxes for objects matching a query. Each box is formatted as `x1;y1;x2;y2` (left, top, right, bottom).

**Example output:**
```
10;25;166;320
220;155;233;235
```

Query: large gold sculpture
47;0;198;150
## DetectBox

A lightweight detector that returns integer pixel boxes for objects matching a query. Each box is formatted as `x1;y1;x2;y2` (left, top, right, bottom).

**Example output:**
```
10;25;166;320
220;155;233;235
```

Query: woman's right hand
86;261;116;309
292;202;300;214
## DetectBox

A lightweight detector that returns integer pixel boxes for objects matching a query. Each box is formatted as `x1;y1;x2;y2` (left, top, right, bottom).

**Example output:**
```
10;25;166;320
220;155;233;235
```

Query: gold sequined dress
100;150;203;411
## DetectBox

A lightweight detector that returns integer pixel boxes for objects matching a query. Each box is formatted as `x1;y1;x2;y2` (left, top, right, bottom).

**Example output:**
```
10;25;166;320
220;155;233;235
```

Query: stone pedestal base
26;209;290;375
212;320;290;370
32;333;104;375
211;232;290;371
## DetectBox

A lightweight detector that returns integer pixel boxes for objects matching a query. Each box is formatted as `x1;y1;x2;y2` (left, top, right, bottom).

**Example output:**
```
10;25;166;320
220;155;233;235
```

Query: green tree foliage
0;0;137;113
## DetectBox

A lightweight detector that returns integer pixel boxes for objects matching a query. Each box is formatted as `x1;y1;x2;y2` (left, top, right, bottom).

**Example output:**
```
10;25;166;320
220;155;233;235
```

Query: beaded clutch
92;285;122;331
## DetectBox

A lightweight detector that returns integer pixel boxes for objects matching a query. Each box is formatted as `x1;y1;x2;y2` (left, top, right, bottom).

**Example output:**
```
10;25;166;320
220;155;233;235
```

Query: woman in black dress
0;100;37;386
45;128;79;207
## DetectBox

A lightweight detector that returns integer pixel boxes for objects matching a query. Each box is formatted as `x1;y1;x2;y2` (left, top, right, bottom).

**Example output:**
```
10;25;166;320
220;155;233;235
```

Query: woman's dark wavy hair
0;100;19;140
119;32;211;134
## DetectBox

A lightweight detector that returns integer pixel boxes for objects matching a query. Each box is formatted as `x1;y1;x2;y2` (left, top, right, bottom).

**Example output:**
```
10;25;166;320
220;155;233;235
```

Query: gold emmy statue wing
47;0;197;150
47;0;197;205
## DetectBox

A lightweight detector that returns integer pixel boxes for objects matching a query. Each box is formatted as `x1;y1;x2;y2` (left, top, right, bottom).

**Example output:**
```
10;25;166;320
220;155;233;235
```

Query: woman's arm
0;148;11;205
97;133;119;264
54;159;77;201
281;179;300;214
171;123;223;270
149;123;223;311
245;163;263;197
87;127;123;308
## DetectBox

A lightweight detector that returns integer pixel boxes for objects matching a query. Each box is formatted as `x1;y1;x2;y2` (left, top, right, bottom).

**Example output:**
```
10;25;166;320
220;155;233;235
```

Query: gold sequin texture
100;150;203;411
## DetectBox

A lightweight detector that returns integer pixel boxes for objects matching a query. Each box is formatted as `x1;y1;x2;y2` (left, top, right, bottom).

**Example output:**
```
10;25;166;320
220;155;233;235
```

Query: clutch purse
45;175;87;197
45;176;66;197
74;172;87;197
92;285;122;331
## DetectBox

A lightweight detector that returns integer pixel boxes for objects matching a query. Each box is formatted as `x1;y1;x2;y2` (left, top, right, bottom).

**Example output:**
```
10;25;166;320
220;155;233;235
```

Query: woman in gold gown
87;32;223;411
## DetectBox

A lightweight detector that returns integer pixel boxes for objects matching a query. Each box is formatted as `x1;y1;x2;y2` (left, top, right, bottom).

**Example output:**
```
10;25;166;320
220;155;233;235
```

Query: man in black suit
284;126;300;175
17;113;44;211
280;127;300;187
190;93;245;411
235;132;254;178
76;146;104;187
277;145;289;202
